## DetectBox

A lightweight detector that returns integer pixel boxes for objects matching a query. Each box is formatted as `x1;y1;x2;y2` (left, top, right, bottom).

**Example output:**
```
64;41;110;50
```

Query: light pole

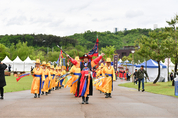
131;50;135;82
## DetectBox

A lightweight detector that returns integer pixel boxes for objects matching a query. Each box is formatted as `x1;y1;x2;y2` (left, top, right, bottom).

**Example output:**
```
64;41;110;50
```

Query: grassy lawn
119;81;178;98
4;75;33;93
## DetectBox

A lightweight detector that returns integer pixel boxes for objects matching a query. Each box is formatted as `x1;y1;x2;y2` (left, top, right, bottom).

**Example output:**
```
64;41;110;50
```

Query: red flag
16;73;30;82
88;38;99;57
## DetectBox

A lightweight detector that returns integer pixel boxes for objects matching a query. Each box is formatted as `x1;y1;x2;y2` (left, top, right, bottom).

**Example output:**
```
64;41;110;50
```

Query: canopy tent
13;56;24;71
163;58;175;72
136;59;168;82
24;56;35;71
118;59;122;63
1;56;13;71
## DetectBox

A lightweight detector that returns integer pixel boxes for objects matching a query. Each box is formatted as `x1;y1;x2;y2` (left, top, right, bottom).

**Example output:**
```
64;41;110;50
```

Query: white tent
13;56;24;71
1;56;13;71
163;58;175;72
136;59;168;82
24;56;35;71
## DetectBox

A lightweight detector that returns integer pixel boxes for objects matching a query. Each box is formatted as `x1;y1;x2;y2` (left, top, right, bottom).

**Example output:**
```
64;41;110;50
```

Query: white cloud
0;0;178;36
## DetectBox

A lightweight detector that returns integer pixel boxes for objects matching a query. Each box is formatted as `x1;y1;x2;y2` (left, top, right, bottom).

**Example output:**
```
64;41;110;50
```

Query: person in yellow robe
46;63;52;94
95;64;104;90
50;65;56;91
64;56;81;95
31;59;43;98
102;58;116;98
55;66;59;89
41;61;50;95
61;66;66;86
55;66;62;89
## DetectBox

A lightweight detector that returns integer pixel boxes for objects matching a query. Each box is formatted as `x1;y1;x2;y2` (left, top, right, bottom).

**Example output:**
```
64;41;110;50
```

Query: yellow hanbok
64;65;81;94
31;67;43;94
41;68;50;92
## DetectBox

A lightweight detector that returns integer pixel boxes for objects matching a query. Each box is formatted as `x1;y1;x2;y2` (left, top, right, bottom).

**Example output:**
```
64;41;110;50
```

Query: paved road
0;80;178;118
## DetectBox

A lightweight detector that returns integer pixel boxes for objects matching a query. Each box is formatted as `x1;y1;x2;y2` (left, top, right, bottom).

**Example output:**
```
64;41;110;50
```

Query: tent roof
118;59;122;62
13;56;24;63
136;59;167;68
2;56;13;63
24;56;33;63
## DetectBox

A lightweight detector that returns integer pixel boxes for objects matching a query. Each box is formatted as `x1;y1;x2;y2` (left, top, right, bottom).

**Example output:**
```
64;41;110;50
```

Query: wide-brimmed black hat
80;54;92;60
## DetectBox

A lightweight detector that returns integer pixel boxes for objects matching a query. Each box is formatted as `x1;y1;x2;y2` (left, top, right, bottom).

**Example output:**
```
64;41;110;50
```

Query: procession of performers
31;59;68;98
30;52;118;104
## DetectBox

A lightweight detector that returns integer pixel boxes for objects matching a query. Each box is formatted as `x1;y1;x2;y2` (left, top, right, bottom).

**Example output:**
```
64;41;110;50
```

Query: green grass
119;81;178;98
4;75;33;93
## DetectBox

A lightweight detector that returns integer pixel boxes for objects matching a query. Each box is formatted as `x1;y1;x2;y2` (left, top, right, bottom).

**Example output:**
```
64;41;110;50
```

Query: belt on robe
105;74;112;77
74;73;81;76
52;74;55;79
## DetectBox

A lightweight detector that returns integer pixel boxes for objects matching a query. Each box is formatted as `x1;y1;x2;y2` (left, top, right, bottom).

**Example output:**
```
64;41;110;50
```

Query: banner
113;54;119;72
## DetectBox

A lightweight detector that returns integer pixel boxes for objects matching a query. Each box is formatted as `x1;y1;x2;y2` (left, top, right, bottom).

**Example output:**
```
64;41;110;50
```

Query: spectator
136;65;149;92
133;69;137;85
170;72;174;81
8;64;11;72
0;60;7;99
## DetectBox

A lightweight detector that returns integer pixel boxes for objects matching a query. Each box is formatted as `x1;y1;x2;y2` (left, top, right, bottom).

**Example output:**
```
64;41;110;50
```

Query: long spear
57;45;71;59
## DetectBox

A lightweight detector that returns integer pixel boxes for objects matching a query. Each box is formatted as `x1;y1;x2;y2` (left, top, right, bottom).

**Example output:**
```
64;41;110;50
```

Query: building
115;46;136;59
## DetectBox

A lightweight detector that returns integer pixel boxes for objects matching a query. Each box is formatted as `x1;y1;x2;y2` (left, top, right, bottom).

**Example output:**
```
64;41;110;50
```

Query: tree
0;43;10;60
165;15;178;84
101;46;116;59
137;31;169;84
9;41;36;61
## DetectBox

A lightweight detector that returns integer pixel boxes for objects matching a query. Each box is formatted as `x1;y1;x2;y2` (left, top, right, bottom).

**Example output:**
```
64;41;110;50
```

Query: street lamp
131;50;135;82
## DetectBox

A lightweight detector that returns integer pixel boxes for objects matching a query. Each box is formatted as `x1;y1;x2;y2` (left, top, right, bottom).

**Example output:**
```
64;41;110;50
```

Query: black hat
141;65;144;67
80;54;92;60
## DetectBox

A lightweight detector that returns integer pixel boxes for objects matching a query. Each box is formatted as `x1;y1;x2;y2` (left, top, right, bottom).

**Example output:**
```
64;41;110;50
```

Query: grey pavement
0;79;178;118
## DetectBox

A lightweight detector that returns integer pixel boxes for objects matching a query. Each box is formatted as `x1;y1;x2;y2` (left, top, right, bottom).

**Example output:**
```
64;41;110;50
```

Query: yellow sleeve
91;61;96;68
42;69;45;81
70;66;75;73
112;67;116;81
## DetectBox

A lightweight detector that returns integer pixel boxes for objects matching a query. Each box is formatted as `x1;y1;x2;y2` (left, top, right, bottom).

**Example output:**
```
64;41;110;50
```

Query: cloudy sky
0;0;177;36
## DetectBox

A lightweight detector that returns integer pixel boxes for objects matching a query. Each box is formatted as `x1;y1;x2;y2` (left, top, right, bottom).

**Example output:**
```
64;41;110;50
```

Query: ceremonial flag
88;38;99;57
56;50;63;64
16;73;30;82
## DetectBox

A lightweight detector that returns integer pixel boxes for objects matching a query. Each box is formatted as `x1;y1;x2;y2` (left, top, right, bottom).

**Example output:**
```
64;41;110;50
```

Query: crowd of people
31;53;117;104
0;53;151;103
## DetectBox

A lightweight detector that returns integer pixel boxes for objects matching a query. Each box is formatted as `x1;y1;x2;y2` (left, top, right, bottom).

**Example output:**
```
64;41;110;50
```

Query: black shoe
86;97;89;104
38;94;40;98
41;92;44;95
105;93;109;98
48;90;51;94
109;93;112;98
34;94;37;98
45;92;48;95
82;97;85;104
138;88;140;91
142;89;145;92
0;96;4;99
